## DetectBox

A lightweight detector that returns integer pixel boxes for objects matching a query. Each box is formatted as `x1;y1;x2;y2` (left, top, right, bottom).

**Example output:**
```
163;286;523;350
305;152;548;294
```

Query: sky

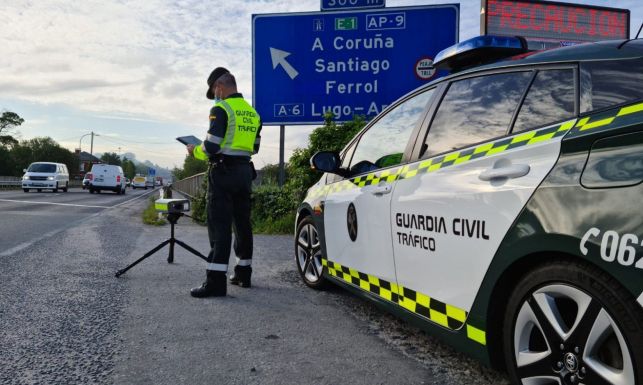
1;0;641;170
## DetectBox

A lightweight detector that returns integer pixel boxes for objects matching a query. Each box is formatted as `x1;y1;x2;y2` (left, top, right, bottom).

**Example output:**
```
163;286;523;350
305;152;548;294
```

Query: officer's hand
186;144;195;156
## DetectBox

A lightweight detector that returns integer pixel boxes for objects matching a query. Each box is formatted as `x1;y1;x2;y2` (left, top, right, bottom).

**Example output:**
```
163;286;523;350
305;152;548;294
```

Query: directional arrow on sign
270;47;299;80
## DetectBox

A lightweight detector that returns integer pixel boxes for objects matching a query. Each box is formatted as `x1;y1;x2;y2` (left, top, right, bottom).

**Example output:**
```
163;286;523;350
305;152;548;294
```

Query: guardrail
0;177;21;189
0;177;83;190
171;173;205;198
171;168;270;198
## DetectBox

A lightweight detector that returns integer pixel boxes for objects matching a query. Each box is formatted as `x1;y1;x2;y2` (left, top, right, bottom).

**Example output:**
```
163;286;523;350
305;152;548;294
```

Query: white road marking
0;189;161;258
0;228;68;257
112;189;158;208
0;189;158;209
0;199;109;208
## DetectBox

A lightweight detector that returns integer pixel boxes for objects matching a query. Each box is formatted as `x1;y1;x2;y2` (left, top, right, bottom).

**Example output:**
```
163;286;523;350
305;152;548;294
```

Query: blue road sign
321;0;385;12
252;5;459;125
148;168;155;176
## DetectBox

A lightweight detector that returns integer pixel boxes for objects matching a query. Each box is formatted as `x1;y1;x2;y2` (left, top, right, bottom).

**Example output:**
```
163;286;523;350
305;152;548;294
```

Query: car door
391;67;577;323
323;88;435;294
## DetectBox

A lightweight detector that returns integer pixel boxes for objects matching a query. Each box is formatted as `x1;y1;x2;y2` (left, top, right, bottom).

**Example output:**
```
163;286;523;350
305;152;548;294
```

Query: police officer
188;67;261;297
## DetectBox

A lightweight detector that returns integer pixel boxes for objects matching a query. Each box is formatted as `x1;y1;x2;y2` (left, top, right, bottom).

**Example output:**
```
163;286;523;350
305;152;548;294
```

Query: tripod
115;212;207;278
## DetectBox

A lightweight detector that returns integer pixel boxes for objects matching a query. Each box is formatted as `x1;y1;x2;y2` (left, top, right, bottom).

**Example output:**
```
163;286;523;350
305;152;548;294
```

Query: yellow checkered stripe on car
306;119;577;200
322;259;486;345
306;101;643;200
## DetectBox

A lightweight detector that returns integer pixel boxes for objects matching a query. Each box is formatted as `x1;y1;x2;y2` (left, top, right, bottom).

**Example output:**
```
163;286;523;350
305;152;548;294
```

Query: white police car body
295;36;643;385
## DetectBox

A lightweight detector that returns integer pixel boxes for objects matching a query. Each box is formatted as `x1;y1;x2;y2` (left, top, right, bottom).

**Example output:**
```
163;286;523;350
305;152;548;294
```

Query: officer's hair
215;73;236;88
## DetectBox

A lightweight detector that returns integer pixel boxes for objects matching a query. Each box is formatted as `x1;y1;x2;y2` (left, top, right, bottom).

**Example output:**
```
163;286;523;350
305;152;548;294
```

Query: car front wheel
295;216;326;289
503;261;643;385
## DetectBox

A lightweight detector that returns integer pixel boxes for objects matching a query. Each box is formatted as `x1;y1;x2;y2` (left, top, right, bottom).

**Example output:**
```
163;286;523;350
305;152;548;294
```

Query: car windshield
28;164;56;173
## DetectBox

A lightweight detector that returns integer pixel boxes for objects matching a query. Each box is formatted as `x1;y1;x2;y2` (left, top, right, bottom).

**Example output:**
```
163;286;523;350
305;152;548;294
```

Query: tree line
0;110;151;179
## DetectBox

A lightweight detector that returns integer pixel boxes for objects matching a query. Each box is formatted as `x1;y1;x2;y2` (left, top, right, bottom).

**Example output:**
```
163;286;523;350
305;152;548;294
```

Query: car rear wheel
62;182;68;192
295;216;327;289
503;261;643;385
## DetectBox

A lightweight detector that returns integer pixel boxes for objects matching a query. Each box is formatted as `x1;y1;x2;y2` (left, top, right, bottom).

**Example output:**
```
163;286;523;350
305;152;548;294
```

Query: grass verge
142;196;167;226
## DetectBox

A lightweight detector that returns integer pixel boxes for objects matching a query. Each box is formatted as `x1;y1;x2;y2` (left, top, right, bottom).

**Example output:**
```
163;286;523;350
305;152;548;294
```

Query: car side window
513;69;575;133
348;89;434;175
580;57;643;113
423;71;532;158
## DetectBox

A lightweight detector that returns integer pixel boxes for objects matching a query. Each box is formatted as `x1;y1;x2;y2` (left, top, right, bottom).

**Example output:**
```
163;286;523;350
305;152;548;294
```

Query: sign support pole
279;124;285;187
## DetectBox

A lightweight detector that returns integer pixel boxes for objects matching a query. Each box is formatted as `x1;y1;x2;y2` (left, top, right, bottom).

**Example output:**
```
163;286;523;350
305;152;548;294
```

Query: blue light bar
434;35;528;72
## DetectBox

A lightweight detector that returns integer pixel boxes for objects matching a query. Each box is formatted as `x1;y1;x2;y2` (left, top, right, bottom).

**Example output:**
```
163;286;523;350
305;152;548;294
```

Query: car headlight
47;176;54;180
23;176;29;180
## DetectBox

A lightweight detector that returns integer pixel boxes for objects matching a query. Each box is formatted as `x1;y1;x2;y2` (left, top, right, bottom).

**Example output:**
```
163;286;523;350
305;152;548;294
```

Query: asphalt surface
0;188;509;385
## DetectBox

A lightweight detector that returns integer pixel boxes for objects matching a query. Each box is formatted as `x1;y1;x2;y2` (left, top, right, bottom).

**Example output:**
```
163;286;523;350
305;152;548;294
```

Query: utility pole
279;125;285;187
90;131;95;159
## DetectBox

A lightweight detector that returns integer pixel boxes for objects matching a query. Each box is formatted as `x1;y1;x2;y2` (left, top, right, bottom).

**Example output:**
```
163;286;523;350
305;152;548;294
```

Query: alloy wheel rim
296;223;322;283
513;284;634;385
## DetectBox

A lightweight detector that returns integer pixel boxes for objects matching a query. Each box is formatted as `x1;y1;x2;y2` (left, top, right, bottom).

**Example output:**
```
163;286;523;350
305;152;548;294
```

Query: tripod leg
174;239;208;261
168;220;176;263
168;238;175;264
115;239;171;277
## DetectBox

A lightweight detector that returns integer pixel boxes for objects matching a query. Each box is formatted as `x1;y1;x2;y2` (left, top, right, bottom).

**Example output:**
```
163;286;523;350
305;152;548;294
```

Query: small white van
89;164;126;194
22;162;70;193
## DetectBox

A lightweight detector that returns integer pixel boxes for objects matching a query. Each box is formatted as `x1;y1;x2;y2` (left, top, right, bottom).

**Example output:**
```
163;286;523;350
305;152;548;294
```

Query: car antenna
617;23;642;49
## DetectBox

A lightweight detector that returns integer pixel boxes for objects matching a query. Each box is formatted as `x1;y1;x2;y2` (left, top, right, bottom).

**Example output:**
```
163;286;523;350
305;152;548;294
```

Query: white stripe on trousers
206;263;228;272
236;257;252;267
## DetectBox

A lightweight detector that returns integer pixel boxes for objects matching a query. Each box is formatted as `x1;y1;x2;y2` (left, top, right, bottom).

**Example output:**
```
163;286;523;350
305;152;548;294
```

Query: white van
89;164;126;194
22;162;69;193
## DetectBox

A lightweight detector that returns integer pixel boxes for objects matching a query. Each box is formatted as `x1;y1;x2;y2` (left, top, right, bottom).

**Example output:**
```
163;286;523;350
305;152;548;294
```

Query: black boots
190;271;227;298
229;265;252;288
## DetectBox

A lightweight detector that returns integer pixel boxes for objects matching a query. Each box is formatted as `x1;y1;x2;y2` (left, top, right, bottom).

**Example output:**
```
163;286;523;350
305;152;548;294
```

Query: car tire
295;216;327;290
53;182;58;193
37;189;42;192
23;189;29;193
62;183;68;192
503;260;643;385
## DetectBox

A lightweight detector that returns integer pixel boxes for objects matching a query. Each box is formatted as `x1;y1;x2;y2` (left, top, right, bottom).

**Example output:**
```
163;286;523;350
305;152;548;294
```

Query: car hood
24;172;56;177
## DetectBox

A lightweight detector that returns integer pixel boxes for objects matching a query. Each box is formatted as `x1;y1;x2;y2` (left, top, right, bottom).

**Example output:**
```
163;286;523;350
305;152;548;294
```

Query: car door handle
478;164;530;181
369;184;392;196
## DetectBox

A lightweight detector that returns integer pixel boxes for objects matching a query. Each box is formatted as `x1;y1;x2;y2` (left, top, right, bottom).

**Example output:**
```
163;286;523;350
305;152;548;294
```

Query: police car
294;36;643;385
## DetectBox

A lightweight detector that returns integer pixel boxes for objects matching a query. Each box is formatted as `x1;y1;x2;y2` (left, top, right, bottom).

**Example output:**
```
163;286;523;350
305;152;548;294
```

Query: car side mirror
23;169;27;173
310;151;342;174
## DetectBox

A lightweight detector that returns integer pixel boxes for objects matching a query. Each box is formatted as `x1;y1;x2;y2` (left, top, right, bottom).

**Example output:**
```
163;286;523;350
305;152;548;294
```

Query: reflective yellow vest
194;97;260;161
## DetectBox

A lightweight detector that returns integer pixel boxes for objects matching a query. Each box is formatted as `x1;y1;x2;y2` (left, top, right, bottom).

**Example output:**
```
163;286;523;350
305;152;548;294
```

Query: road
0;188;508;385
0;187;157;257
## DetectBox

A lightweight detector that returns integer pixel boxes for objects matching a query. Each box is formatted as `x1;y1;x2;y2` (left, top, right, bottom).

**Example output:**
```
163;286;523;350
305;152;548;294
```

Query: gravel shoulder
0;197;508;385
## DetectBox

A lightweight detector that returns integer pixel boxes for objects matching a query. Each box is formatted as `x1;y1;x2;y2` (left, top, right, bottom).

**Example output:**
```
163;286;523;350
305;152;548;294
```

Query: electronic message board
481;0;630;50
